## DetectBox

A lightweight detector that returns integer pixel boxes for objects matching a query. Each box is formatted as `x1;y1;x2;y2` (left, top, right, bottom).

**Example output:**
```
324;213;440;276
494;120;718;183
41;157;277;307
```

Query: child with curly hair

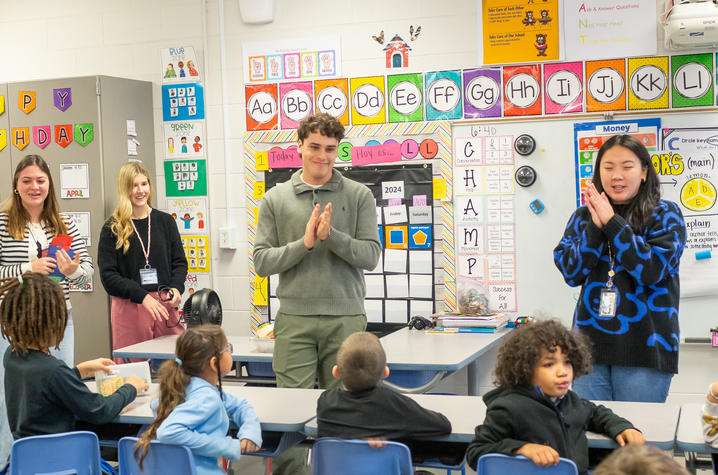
466;319;645;475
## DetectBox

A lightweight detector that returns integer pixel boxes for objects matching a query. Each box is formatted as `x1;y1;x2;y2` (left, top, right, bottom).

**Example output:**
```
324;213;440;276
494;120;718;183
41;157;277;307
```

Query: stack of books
429;313;509;333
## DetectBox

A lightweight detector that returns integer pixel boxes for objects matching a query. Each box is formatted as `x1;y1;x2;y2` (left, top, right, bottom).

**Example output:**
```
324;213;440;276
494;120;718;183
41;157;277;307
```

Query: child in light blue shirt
136;325;262;474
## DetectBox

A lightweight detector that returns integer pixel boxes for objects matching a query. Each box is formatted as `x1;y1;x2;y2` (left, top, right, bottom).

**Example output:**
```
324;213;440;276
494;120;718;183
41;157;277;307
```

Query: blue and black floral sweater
553;200;686;374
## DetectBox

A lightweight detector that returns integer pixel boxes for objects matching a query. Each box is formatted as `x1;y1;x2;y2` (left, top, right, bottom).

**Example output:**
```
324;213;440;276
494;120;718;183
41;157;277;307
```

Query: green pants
272;312;367;389
271;312;366;475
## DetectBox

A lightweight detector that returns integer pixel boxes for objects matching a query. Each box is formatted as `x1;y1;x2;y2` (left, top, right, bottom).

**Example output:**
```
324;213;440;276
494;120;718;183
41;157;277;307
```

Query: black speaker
182;288;222;328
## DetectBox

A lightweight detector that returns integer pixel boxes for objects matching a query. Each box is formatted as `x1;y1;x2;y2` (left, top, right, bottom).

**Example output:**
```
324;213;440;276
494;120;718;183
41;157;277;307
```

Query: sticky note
255;151;269;171
433;178;447;200
253;275;268;305
253;182;265;199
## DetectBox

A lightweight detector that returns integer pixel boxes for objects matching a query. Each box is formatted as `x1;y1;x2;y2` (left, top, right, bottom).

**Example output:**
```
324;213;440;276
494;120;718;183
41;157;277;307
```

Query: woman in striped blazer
0;154;94;462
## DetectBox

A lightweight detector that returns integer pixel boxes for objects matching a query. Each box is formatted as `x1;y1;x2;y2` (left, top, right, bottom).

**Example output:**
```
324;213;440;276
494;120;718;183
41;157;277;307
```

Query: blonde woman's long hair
2;155;68;240
110;162;153;254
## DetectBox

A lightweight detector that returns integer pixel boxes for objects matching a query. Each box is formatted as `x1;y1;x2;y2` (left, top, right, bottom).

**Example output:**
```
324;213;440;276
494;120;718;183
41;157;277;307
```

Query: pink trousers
110;294;184;363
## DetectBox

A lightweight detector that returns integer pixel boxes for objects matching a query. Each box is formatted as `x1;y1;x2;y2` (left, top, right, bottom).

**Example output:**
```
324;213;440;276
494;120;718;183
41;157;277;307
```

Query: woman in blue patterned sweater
554;135;686;402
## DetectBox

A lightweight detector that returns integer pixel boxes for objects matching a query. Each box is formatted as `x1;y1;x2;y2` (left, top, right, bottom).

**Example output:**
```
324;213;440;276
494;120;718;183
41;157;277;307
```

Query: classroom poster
543;62;583;114
164;159;207;196
660;128;718;297
245;83;279;131
627;57;669;111
350;76;387;125
279;81;314;129
161;83;205;121
585;59;627;112
573;118;660;206
167;197;208;235
181;235;210;272
160;46;201;84
564;1;657;61
453;127;517;312
481;0;559;65
60;163;90;199
387;73;423;123
163;120;206;159
425;70;463;121
242;36;341;83
180;272;212;311
64;211;91;247
671;53;714;108
502;65;542;116
463;68;502;119
314;78;350;125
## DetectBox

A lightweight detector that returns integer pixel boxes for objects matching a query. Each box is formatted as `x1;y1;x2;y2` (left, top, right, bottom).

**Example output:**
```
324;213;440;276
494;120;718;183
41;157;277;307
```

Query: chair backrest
117;436;197;475
10;431;101;475
312;438;413;475
477;453;579;475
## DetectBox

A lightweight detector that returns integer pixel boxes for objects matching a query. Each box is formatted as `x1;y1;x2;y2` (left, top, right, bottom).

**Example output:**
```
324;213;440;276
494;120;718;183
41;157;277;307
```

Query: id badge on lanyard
139;266;159;285
599;242;617;318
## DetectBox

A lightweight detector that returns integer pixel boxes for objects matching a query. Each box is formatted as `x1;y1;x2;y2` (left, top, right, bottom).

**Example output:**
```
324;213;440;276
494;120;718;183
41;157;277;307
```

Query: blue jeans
572;364;673;402
0;313;74;463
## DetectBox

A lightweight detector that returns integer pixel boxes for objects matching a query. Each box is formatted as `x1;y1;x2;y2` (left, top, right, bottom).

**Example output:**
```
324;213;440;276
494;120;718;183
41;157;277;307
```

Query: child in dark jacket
1;273;147;442
317;331;451;444
466;320;645;475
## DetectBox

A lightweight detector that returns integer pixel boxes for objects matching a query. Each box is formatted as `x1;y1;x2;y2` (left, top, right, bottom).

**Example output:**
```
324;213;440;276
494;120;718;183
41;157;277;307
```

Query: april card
167;197;208;235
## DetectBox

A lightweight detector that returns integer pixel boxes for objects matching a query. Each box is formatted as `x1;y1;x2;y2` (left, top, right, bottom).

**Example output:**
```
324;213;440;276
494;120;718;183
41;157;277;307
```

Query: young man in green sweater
254;112;381;474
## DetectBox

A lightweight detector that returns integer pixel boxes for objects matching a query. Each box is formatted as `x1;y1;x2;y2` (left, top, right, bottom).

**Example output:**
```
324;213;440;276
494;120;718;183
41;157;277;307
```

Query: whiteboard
453;110;718;340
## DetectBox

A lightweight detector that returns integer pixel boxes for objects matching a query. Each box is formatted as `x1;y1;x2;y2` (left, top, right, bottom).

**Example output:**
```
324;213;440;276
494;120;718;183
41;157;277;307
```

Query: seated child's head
0;273;67;354
593;444;689;475
136;324;229;468
494;319;592;398
333;332;389;392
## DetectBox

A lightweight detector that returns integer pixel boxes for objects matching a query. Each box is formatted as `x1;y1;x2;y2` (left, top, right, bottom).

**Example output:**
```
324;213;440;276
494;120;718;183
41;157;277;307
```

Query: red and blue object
41;234;74;279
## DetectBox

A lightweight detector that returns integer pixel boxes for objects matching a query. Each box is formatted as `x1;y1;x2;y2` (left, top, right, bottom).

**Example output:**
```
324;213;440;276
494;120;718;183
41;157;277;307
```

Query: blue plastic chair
117;436;197;475
312;438;413;475
477;453;578;474
10;430;102;475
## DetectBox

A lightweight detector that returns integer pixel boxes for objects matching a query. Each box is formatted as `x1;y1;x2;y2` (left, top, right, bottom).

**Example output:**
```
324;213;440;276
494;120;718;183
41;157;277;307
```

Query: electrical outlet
219;226;237;249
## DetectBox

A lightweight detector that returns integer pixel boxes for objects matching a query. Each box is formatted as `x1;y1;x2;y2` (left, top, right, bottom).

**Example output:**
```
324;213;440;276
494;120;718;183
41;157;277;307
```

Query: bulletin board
452;109;718;341
263;164;436;324
245;121;455;332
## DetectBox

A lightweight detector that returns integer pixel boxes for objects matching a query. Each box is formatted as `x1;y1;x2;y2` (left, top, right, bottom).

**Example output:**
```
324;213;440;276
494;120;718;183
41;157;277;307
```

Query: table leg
468;360;479;396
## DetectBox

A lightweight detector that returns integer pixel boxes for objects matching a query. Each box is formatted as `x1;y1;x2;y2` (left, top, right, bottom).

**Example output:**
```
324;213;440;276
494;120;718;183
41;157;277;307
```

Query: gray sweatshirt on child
254;169;381;316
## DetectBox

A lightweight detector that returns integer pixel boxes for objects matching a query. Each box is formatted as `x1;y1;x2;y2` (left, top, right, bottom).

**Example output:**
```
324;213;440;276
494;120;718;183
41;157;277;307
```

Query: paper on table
384;249;407;273
409;250;432;274
365;274;385;298
409;274;433;298
385;299;408;323
385;274;409;298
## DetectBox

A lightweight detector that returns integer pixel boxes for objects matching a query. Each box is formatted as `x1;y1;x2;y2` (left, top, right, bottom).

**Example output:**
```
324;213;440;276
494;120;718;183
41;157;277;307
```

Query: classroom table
303;396;681;449
92;382;323;457
675;403;718;474
112;327;510;396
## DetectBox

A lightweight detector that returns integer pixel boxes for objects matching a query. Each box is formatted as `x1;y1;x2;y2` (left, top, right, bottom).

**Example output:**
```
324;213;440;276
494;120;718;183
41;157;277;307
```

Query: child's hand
240;439;259;453
516;443;560;466
76;358;115;378
363;437;387;449
615;428;645;446
125;375;149;393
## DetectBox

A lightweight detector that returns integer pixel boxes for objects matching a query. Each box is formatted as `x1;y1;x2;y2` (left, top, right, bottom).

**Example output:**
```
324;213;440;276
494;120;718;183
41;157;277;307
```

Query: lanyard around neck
131;211;151;269
606;242;615;288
